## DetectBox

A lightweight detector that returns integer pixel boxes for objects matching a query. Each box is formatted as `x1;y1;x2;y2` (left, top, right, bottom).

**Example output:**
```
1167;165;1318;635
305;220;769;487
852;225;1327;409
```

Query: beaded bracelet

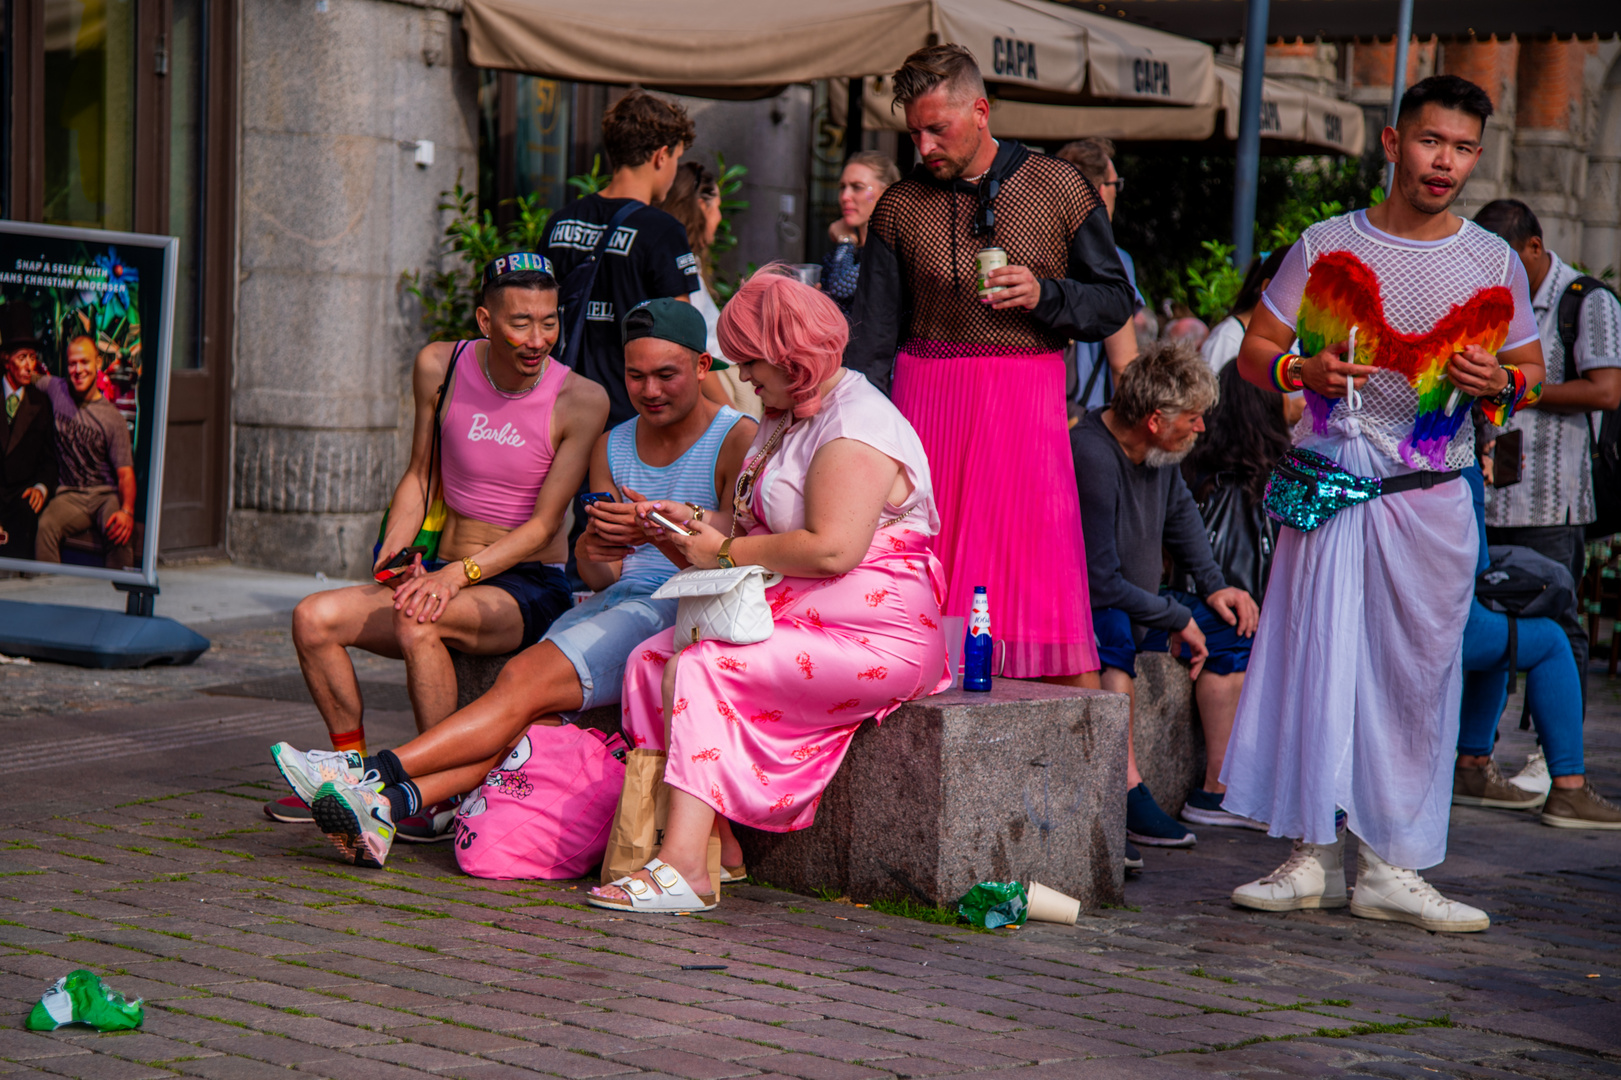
1478;364;1536;426
1270;352;1302;393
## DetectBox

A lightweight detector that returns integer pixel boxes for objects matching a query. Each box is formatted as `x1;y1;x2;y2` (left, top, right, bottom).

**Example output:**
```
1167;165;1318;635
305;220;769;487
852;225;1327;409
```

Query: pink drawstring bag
454;725;628;880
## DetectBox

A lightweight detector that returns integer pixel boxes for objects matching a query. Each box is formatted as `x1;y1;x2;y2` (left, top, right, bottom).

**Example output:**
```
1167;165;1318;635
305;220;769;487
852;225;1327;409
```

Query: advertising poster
0;222;176;587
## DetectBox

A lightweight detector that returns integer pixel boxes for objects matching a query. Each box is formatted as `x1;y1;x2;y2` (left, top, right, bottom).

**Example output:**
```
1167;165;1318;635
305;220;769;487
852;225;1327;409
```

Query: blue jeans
1458;600;1583;777
1093;589;1252;679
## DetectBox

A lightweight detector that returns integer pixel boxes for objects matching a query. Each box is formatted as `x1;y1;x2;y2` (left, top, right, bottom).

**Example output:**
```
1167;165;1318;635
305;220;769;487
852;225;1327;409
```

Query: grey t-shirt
38;373;133;489
1071;407;1225;632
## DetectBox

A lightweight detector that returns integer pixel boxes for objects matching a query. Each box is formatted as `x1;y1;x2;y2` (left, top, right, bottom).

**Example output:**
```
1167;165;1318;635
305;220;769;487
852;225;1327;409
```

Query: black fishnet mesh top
844;140;1136;394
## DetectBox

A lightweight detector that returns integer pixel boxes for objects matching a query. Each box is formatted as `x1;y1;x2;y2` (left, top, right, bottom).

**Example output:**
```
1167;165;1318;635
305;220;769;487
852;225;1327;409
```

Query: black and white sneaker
1180;788;1267;830
1124;839;1144;871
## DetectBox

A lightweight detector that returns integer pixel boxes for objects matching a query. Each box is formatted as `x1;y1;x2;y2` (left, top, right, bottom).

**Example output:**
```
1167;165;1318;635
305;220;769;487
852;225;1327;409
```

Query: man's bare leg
412;757;506;807
292;585;408;740
393;587;526;733
1194;671;1244;793
391;642;585;776
1100;668;1139;787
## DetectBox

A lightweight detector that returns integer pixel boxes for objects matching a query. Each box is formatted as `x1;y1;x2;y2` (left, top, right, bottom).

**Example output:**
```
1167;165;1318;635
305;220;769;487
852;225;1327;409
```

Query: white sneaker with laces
1231;835;1347;911
310;780;395;869
1349;844;1489;932
271;743;377;805
1508;751;1552;797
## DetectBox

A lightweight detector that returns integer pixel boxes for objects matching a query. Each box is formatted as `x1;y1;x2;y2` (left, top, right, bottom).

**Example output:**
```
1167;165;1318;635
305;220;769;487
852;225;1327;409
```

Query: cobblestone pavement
0;620;1616;1078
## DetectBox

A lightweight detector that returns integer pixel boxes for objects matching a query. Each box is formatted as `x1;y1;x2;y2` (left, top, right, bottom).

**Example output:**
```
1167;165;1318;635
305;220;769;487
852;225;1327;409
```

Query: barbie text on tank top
439;342;570;529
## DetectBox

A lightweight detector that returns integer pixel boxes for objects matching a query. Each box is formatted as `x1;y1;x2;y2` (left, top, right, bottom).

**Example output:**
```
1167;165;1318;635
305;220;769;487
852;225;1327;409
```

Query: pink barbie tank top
439;342;569;529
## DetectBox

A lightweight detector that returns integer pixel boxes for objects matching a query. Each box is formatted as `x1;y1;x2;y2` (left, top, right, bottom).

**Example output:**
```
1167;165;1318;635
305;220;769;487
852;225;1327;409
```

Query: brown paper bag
601;749;669;884
600;749;724;898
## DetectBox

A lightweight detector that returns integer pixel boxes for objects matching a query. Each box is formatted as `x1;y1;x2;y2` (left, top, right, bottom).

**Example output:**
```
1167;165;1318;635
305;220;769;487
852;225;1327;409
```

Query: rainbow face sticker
1295;251;1514;468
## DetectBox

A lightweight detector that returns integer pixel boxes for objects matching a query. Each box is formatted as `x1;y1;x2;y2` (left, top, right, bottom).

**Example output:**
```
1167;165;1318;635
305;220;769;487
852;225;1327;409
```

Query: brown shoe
1541;783;1621;830
1453;759;1544;809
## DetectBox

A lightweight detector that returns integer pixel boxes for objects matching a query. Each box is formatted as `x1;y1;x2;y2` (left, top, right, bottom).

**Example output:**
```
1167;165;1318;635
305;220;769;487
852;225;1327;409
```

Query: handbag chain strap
730;412;794;540
729;411;914;538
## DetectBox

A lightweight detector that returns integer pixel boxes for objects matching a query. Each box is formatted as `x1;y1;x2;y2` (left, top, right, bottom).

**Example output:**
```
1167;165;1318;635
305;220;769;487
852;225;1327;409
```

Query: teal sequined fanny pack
1263;447;1460;532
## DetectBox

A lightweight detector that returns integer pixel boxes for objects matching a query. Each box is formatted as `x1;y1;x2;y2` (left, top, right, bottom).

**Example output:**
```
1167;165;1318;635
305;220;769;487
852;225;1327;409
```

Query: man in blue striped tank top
274;299;756;868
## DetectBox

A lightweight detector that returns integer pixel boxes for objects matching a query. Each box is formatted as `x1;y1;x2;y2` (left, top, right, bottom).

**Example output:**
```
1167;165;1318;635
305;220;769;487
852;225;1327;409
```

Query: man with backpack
1475;200;1621;659
547;89;726;428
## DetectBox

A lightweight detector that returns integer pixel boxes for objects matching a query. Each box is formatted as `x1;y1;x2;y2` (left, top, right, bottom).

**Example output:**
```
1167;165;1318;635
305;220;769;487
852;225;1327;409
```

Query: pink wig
716;264;848;418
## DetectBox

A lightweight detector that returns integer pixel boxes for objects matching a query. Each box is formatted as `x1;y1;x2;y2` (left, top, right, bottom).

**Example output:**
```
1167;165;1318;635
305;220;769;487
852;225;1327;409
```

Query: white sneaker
1231;836;1348;911
1349;845;1489;932
271;743;377;805
1509;751;1552;797
310;780;395;869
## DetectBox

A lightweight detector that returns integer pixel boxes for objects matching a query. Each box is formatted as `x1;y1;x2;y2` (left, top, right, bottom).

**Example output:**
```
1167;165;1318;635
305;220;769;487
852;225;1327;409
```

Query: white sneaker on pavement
1509;751;1552;797
1231;835;1347;912
271;743;377;806
1349;844;1489;932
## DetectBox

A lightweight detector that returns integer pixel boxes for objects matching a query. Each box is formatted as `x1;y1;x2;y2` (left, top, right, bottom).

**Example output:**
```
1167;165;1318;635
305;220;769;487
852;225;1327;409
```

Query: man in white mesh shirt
1221;76;1545;931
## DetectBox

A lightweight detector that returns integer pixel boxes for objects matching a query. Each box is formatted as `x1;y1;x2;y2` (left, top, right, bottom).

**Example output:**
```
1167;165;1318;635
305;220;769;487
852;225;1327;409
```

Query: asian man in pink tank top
279;257;609;829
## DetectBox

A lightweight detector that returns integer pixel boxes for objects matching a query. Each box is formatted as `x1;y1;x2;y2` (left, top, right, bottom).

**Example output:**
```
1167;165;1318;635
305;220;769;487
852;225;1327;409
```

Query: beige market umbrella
462;0;1215;107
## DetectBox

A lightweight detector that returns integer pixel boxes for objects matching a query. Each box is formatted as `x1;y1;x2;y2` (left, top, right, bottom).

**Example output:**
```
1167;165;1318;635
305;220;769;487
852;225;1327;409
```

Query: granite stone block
736;679;1129;909
1130;652;1202;818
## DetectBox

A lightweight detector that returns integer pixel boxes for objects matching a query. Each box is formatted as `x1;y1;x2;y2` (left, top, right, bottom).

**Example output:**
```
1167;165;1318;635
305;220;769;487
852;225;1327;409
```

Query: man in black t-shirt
548;90;702;427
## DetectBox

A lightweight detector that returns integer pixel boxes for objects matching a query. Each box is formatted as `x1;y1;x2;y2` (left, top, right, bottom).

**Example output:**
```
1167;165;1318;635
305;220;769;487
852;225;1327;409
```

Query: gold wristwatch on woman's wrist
716;538;736;570
461;555;483;584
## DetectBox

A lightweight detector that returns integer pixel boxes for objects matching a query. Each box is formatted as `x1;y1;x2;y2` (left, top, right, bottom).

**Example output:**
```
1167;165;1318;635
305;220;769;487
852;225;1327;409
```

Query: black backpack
1476;544;1582;708
1559;275;1621;539
555;199;642;370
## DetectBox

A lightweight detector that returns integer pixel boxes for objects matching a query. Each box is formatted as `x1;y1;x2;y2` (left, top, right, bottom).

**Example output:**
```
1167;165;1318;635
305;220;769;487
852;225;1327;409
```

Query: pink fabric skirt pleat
619;528;949;833
892;349;1098;678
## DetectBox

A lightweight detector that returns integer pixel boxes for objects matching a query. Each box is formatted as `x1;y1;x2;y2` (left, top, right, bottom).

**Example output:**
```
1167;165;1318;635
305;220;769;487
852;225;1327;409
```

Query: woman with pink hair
588;268;949;914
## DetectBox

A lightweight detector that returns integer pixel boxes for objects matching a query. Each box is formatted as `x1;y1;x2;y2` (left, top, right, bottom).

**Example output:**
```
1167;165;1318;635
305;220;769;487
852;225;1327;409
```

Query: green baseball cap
620;297;729;369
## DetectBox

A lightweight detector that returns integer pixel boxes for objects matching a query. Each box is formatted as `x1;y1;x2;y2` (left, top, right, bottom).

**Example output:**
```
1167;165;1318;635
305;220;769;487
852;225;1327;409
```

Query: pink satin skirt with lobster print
621;526;951;832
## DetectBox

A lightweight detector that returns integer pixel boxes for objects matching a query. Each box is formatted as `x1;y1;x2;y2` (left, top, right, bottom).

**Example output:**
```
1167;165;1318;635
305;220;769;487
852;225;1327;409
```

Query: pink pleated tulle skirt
892;348;1099;678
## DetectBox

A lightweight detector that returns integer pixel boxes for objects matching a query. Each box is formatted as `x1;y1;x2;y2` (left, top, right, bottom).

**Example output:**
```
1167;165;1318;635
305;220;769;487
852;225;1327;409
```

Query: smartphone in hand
648;510;694;536
374;545;429;585
579;491;617;511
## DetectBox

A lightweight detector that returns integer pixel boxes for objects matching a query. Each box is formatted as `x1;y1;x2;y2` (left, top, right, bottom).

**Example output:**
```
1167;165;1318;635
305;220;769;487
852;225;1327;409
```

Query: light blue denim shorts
542;579;679;711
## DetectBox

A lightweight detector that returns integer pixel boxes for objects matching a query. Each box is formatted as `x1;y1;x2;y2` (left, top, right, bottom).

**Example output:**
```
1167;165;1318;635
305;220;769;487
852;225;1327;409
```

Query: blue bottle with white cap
963;586;993;692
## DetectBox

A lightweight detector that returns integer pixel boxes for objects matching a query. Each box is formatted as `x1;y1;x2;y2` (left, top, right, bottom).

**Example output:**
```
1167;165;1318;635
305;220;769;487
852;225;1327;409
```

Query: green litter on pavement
26;970;144;1032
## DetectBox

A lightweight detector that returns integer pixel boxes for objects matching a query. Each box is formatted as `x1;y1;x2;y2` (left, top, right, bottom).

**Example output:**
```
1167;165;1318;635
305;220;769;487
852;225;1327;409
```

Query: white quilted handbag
651;565;785;651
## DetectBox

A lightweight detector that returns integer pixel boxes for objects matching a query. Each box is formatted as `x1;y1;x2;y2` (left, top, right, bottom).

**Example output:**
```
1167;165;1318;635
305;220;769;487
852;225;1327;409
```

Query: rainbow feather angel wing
1296;251;1514;468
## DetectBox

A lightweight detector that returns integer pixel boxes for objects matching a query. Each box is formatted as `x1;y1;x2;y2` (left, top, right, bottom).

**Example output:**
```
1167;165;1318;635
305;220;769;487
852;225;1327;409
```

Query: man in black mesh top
844;44;1135;688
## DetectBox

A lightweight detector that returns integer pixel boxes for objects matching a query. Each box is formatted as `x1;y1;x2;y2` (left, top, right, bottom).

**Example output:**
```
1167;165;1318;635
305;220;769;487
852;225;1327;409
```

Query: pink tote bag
454;725;628;880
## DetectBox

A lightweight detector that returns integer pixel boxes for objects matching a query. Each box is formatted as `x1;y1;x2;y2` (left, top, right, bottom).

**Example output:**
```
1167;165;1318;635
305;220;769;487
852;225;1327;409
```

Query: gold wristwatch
461;555;483;584
716;538;736;570
1287;355;1306;391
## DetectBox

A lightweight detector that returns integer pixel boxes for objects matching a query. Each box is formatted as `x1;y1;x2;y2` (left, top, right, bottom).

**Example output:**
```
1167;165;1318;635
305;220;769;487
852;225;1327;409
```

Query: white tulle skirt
1219;431;1477;870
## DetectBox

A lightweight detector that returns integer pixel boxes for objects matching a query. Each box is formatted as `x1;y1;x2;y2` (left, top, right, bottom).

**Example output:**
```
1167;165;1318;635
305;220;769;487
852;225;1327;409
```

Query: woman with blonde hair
587;267;948;914
660;162;760;416
823;151;901;316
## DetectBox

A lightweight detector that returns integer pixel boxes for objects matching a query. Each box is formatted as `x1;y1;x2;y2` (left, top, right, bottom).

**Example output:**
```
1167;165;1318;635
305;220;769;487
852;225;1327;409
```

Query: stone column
230;0;478;577
1512;38;1600;256
1581;51;1621;279
1439;37;1519;217
1346;36;1437;157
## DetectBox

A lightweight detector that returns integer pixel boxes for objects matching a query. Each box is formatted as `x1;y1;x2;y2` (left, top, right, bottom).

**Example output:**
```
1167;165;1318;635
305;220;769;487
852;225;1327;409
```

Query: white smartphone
648;510;694;536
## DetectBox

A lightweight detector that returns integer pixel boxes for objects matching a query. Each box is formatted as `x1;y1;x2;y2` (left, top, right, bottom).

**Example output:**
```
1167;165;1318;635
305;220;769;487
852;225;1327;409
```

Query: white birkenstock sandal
586;858;719;914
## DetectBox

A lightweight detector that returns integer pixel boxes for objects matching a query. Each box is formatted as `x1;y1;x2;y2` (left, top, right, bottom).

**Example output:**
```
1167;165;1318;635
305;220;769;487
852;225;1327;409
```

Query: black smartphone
1492;429;1523;489
374;545;429;584
579;491;617;510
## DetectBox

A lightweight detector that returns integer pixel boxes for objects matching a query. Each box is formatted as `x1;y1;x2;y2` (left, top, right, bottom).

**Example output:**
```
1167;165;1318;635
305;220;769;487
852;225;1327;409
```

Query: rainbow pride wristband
1270;352;1302;393
1479;363;1535;426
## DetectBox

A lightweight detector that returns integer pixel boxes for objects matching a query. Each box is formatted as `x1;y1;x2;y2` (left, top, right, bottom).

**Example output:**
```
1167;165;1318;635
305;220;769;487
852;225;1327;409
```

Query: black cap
621;297;728;369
